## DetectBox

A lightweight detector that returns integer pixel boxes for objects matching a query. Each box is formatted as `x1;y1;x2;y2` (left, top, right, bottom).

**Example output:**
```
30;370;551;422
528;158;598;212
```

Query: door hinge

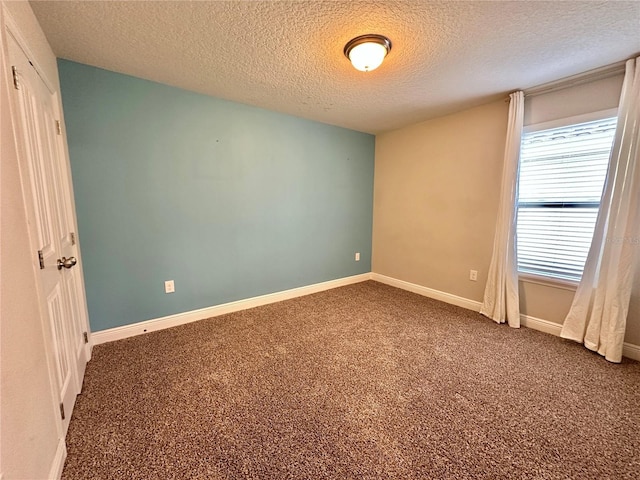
59;402;65;420
70;232;76;245
83;332;89;344
55;120;62;135
11;66;19;89
38;250;45;269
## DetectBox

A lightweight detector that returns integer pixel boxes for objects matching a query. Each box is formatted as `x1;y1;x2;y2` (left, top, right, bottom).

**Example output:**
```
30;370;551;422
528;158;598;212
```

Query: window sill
518;273;578;291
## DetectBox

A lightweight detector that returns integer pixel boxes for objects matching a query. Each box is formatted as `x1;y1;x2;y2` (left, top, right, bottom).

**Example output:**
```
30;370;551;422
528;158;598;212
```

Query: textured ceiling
30;1;640;134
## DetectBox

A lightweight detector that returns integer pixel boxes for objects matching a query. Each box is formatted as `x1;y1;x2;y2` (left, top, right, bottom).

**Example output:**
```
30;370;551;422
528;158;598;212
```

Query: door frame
3;6;92;359
2;1;92;428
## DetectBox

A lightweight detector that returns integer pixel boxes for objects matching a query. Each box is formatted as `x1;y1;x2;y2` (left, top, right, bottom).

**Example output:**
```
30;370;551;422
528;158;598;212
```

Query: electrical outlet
164;280;175;293
355;252;360;261
469;270;478;281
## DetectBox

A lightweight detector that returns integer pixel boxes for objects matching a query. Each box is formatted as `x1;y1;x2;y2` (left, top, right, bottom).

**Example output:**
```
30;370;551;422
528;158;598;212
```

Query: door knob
57;256;77;270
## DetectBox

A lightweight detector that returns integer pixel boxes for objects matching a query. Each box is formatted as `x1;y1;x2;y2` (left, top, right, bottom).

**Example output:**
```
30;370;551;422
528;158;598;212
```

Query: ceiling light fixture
344;34;392;72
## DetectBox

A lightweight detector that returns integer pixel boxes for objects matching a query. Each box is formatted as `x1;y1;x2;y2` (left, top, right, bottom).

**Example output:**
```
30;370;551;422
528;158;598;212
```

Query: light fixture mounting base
343;34;392;59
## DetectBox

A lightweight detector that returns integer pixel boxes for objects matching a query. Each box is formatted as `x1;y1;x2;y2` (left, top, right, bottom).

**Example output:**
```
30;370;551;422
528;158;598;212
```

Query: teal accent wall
58;60;374;332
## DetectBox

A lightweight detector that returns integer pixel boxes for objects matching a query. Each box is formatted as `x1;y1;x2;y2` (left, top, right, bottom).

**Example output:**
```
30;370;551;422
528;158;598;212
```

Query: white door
46;87;89;391
7;31;88;434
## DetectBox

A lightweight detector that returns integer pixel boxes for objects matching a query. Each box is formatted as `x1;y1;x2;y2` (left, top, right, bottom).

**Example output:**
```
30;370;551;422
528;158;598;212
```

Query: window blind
517;117;617;281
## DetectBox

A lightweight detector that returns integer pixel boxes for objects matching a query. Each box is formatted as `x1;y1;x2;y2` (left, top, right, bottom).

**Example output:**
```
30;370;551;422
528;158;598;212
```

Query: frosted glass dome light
344;34;392;72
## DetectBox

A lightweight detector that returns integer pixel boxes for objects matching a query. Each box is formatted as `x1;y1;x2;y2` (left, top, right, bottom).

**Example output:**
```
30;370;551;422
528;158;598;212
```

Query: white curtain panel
480;91;524;328
561;57;640;363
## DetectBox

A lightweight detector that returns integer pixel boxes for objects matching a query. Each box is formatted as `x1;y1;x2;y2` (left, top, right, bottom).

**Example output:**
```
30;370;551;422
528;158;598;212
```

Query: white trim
621;342;640;362
92;273;372;345
520;313;640;362
518;273;578;292
92;270;640;360
519;314;563;336
370;273;640;361
370;273;482;312
48;438;66;480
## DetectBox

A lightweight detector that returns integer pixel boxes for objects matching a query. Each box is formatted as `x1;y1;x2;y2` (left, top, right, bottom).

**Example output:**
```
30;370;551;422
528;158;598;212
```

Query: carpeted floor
63;281;640;479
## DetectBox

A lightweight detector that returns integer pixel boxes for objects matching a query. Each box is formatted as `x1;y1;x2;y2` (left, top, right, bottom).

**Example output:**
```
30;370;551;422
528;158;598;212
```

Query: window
516;114;617;282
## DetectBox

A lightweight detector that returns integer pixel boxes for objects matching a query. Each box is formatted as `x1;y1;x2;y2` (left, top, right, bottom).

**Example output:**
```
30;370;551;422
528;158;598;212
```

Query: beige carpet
63;281;640;479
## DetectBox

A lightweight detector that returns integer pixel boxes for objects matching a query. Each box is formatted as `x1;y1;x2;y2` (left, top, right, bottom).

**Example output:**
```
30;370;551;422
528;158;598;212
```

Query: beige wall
372;80;640;348
373;99;508;301
1;2;62;478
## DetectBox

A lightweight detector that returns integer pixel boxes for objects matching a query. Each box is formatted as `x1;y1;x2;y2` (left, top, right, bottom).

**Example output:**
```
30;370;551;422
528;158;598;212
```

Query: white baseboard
520;314;640;361
370;273;482;312
48;438;66;480
92;273;372;345
90;270;640;361
371;273;640;362
622;342;640;362
519;314;563;336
